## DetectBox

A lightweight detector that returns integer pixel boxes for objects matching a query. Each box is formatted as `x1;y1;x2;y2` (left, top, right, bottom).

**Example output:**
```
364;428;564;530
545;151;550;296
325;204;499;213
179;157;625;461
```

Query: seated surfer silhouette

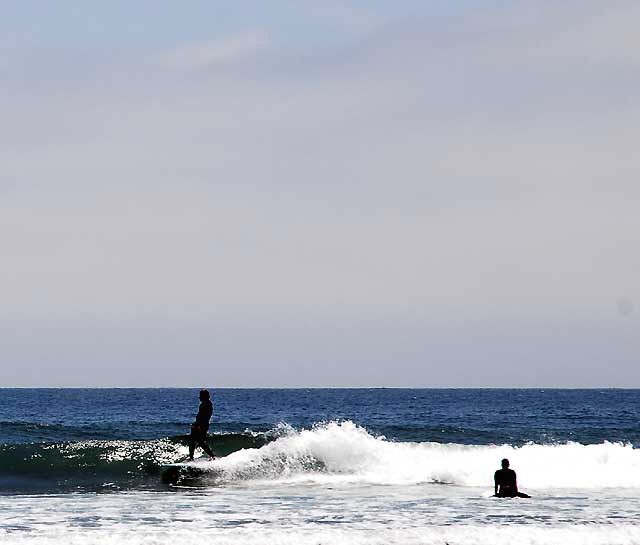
494;458;530;498
188;389;215;461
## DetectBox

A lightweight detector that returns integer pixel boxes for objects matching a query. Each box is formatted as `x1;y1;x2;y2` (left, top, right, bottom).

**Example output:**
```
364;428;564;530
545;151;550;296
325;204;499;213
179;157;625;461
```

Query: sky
1;1;639;387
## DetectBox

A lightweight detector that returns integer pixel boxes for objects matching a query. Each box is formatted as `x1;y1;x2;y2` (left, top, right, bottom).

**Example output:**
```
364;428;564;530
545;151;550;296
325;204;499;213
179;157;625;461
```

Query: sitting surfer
494;458;530;498
188;389;215;461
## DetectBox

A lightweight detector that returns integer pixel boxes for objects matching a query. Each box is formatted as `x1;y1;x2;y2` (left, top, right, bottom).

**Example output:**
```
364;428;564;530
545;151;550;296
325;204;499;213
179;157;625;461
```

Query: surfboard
160;459;219;485
162;461;210;468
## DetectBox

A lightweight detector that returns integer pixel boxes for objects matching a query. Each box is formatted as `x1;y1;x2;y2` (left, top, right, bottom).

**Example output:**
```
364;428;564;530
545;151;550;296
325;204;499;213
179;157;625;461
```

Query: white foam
200;421;640;489
3;525;640;545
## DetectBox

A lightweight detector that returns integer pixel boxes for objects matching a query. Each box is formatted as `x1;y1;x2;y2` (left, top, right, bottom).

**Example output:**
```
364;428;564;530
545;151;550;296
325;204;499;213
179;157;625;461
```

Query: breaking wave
0;430;271;493
3;421;640;492
184;421;640;489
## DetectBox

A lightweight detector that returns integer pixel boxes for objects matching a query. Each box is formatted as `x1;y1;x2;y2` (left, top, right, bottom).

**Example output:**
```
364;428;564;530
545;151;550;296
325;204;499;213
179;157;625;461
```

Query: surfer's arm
194;403;204;424
494;471;499;495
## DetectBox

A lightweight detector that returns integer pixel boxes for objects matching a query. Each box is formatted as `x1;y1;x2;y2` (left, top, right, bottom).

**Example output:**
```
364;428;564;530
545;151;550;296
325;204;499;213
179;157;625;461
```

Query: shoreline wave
4;525;640;545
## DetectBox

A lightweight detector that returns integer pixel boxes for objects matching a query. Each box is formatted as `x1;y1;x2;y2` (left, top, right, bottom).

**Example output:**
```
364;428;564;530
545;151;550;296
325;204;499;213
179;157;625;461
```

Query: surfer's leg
516;492;531;498
188;433;196;460
197;436;215;458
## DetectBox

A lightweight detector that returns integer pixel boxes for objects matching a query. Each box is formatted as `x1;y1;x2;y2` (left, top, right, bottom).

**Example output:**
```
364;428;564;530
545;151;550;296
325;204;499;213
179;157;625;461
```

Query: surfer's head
501;458;510;469
199;389;210;401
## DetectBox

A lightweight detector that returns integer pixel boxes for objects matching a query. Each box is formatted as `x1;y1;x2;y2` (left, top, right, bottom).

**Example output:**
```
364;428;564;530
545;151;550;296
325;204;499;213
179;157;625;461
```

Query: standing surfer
188;389;215;461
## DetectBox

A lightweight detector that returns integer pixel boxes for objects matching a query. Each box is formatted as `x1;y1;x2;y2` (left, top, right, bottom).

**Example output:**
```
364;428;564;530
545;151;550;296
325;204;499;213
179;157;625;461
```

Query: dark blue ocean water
1;389;639;494
2;388;639;445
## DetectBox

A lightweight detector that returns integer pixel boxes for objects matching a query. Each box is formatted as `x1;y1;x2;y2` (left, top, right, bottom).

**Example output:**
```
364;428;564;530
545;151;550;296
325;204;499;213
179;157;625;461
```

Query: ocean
1;388;640;544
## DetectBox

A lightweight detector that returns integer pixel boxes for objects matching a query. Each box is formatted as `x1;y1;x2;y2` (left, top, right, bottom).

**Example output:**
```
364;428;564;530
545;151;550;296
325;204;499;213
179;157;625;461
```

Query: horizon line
1;386;639;390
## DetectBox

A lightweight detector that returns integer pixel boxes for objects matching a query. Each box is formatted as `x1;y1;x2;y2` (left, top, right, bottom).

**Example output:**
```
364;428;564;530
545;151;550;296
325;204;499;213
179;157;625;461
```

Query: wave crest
3;421;640;491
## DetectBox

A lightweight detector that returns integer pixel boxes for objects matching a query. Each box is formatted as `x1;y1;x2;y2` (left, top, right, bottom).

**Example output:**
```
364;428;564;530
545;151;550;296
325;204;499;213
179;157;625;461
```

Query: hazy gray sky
1;1;638;387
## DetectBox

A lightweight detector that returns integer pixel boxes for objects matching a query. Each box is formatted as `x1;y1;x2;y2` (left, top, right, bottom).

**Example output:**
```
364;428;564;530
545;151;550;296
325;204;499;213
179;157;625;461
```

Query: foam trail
202;421;640;488
3;525;640;545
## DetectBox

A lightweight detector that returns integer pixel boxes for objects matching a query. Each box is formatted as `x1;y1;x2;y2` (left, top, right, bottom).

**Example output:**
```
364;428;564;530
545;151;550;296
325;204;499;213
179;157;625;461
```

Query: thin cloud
1;1;639;386
163;30;271;70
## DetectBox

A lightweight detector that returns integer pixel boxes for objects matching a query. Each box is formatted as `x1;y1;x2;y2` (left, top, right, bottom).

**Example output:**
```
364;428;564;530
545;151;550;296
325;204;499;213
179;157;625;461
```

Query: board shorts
190;423;208;438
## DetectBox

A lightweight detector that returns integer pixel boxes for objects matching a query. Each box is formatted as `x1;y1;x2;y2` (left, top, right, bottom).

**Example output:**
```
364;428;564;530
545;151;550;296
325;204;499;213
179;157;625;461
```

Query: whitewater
204;421;640;488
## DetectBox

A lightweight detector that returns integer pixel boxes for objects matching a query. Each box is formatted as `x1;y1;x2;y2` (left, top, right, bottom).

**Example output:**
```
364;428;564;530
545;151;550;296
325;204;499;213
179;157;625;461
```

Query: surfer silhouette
494;458;530;498
188;389;215;461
